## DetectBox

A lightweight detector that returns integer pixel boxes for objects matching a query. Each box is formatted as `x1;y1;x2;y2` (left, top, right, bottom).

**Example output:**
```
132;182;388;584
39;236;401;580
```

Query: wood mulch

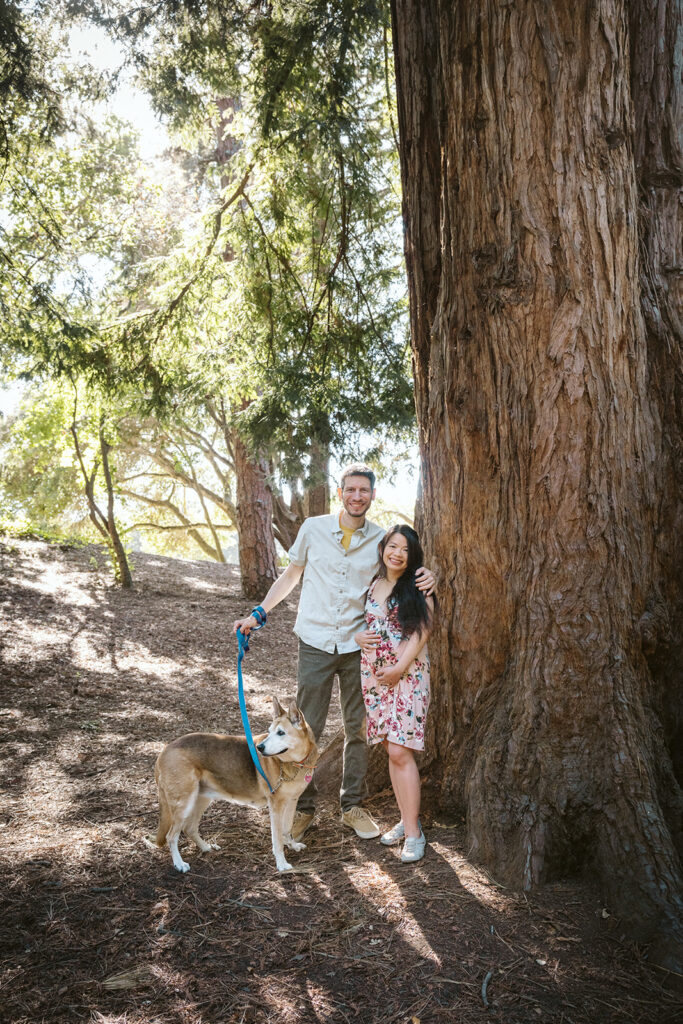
0;537;680;1024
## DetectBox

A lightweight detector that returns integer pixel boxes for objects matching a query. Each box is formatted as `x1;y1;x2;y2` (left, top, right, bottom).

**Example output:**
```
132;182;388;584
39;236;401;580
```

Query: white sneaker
380;821;405;846
400;829;426;863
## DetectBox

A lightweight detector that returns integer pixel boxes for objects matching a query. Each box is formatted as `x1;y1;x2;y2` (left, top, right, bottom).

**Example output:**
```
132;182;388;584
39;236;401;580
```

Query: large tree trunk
214;101;279;596
629;0;683;825
233;431;279;600
391;0;683;964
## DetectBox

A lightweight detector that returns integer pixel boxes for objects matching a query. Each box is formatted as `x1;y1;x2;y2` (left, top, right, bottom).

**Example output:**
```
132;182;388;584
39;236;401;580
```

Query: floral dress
360;581;430;750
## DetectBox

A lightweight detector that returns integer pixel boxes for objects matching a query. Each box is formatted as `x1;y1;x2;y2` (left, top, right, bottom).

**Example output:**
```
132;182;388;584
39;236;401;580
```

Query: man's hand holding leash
233;561;305;636
234;604;267;639
233;612;259;636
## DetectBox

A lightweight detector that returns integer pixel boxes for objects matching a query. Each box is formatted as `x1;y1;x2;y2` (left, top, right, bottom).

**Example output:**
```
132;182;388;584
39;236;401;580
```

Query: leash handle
251;605;267;626
237;626;273;793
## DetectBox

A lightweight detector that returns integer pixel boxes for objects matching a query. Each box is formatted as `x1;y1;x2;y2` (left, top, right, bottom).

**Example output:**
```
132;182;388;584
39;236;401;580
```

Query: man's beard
343;501;371;519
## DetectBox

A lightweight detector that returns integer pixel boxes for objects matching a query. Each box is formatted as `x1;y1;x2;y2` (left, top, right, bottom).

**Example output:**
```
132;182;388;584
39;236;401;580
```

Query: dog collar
293;761;315;784
269;760;314;794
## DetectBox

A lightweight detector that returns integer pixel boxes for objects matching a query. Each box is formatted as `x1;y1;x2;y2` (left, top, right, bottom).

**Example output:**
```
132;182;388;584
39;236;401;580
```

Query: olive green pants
296;640;367;813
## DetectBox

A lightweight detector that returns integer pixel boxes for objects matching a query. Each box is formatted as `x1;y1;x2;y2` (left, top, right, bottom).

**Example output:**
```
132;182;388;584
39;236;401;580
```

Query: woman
354;524;433;863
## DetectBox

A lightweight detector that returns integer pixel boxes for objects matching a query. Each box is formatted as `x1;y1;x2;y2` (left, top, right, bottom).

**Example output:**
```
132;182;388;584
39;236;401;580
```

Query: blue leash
236;606;273;793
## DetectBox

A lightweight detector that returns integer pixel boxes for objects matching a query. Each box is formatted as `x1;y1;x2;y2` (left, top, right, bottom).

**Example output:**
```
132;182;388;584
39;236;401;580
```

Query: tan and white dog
151;698;318;873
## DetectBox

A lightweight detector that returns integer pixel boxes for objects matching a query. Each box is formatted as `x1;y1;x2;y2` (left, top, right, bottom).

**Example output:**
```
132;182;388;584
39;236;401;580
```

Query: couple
234;463;436;864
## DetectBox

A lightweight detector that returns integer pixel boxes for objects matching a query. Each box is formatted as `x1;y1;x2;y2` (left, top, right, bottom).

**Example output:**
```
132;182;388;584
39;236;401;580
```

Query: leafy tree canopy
63;0;415;472
3;0;415;514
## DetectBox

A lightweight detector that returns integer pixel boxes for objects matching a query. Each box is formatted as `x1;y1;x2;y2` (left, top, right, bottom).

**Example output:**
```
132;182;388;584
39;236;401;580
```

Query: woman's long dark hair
376;525;434;638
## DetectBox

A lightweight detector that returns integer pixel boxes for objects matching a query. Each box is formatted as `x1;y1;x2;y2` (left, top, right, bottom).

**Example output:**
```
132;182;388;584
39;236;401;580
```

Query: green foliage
0;379;240;562
0;6;185;398
0;383;83;531
0;0;65;160
91;0;415;478
2;1;417;538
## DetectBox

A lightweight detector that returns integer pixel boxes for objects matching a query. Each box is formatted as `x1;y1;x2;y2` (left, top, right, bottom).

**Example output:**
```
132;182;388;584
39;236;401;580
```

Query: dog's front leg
268;799;292;872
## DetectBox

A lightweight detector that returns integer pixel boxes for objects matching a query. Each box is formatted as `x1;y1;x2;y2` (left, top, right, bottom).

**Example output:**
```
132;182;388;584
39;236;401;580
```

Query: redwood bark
233;431;279;600
392;0;683;962
629;0;683;830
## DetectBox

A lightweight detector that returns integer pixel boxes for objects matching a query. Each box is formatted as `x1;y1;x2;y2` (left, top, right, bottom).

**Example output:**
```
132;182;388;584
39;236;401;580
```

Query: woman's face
383;532;409;575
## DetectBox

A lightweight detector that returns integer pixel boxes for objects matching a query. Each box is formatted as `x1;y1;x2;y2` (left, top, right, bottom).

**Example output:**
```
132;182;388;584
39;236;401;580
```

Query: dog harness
236;606;273;793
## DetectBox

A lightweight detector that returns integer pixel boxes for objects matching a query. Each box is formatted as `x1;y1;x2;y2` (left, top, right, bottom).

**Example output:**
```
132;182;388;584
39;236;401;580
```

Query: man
233;463;435;842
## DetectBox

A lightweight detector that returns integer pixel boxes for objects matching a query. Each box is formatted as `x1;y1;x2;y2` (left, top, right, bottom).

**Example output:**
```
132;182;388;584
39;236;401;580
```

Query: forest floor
0;537;680;1024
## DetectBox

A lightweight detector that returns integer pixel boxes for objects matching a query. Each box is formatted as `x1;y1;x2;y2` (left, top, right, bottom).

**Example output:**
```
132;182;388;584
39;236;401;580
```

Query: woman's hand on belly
374;664;402;688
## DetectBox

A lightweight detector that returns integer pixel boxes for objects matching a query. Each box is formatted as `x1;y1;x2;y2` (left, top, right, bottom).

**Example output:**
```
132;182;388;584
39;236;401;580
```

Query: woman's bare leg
387;741;421;837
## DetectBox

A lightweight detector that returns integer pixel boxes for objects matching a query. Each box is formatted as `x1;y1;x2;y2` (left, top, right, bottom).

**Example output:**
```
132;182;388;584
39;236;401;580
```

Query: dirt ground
0;537;680;1024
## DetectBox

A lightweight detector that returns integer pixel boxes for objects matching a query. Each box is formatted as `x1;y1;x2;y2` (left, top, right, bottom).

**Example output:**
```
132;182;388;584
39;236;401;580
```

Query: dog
150;697;318;873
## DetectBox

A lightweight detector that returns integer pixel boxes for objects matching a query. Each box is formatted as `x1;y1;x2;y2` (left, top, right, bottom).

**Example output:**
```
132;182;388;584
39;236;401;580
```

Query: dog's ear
288;700;301;726
272;696;286;719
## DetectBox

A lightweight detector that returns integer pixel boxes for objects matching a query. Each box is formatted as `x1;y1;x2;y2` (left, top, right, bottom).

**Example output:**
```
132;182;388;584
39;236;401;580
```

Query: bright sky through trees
0;15;418;511
68;25;169;161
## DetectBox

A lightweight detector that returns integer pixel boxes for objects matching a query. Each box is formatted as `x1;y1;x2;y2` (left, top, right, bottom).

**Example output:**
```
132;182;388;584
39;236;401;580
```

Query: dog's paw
173;860;191;873
276;860;293;872
288;840;306;852
196;840;220;853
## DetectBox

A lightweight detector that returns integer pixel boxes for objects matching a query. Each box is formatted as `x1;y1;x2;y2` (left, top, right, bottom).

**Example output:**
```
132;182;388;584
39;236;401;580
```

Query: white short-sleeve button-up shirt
288;513;385;654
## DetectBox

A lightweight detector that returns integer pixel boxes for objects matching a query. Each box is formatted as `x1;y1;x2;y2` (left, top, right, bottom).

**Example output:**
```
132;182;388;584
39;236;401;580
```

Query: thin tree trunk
99;421;133;588
303;434;330;518
392;0;683;965
233;430;279;600
70;403;132;589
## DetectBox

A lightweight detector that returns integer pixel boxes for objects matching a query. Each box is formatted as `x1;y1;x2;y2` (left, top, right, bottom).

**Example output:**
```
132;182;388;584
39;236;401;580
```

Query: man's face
338;474;376;520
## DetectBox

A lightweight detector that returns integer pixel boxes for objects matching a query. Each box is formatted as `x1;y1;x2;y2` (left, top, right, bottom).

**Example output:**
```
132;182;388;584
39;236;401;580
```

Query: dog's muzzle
257;741;287;756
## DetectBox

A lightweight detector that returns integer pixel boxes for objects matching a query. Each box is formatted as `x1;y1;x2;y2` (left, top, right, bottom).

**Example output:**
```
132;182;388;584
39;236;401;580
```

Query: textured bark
392;0;683;962
630;0;683;813
214;100;279;594
303;438;331;519
234;431;279;600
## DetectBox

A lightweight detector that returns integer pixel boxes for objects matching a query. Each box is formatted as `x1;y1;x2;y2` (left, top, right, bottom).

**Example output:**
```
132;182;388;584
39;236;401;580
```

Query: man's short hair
339;463;376;491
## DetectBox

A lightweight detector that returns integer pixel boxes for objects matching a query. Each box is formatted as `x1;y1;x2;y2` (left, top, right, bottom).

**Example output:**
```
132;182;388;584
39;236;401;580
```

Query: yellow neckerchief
339;510;358;551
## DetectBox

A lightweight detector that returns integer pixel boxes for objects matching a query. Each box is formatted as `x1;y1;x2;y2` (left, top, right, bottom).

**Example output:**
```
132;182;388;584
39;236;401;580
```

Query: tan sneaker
291;811;314;842
341;806;380;839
